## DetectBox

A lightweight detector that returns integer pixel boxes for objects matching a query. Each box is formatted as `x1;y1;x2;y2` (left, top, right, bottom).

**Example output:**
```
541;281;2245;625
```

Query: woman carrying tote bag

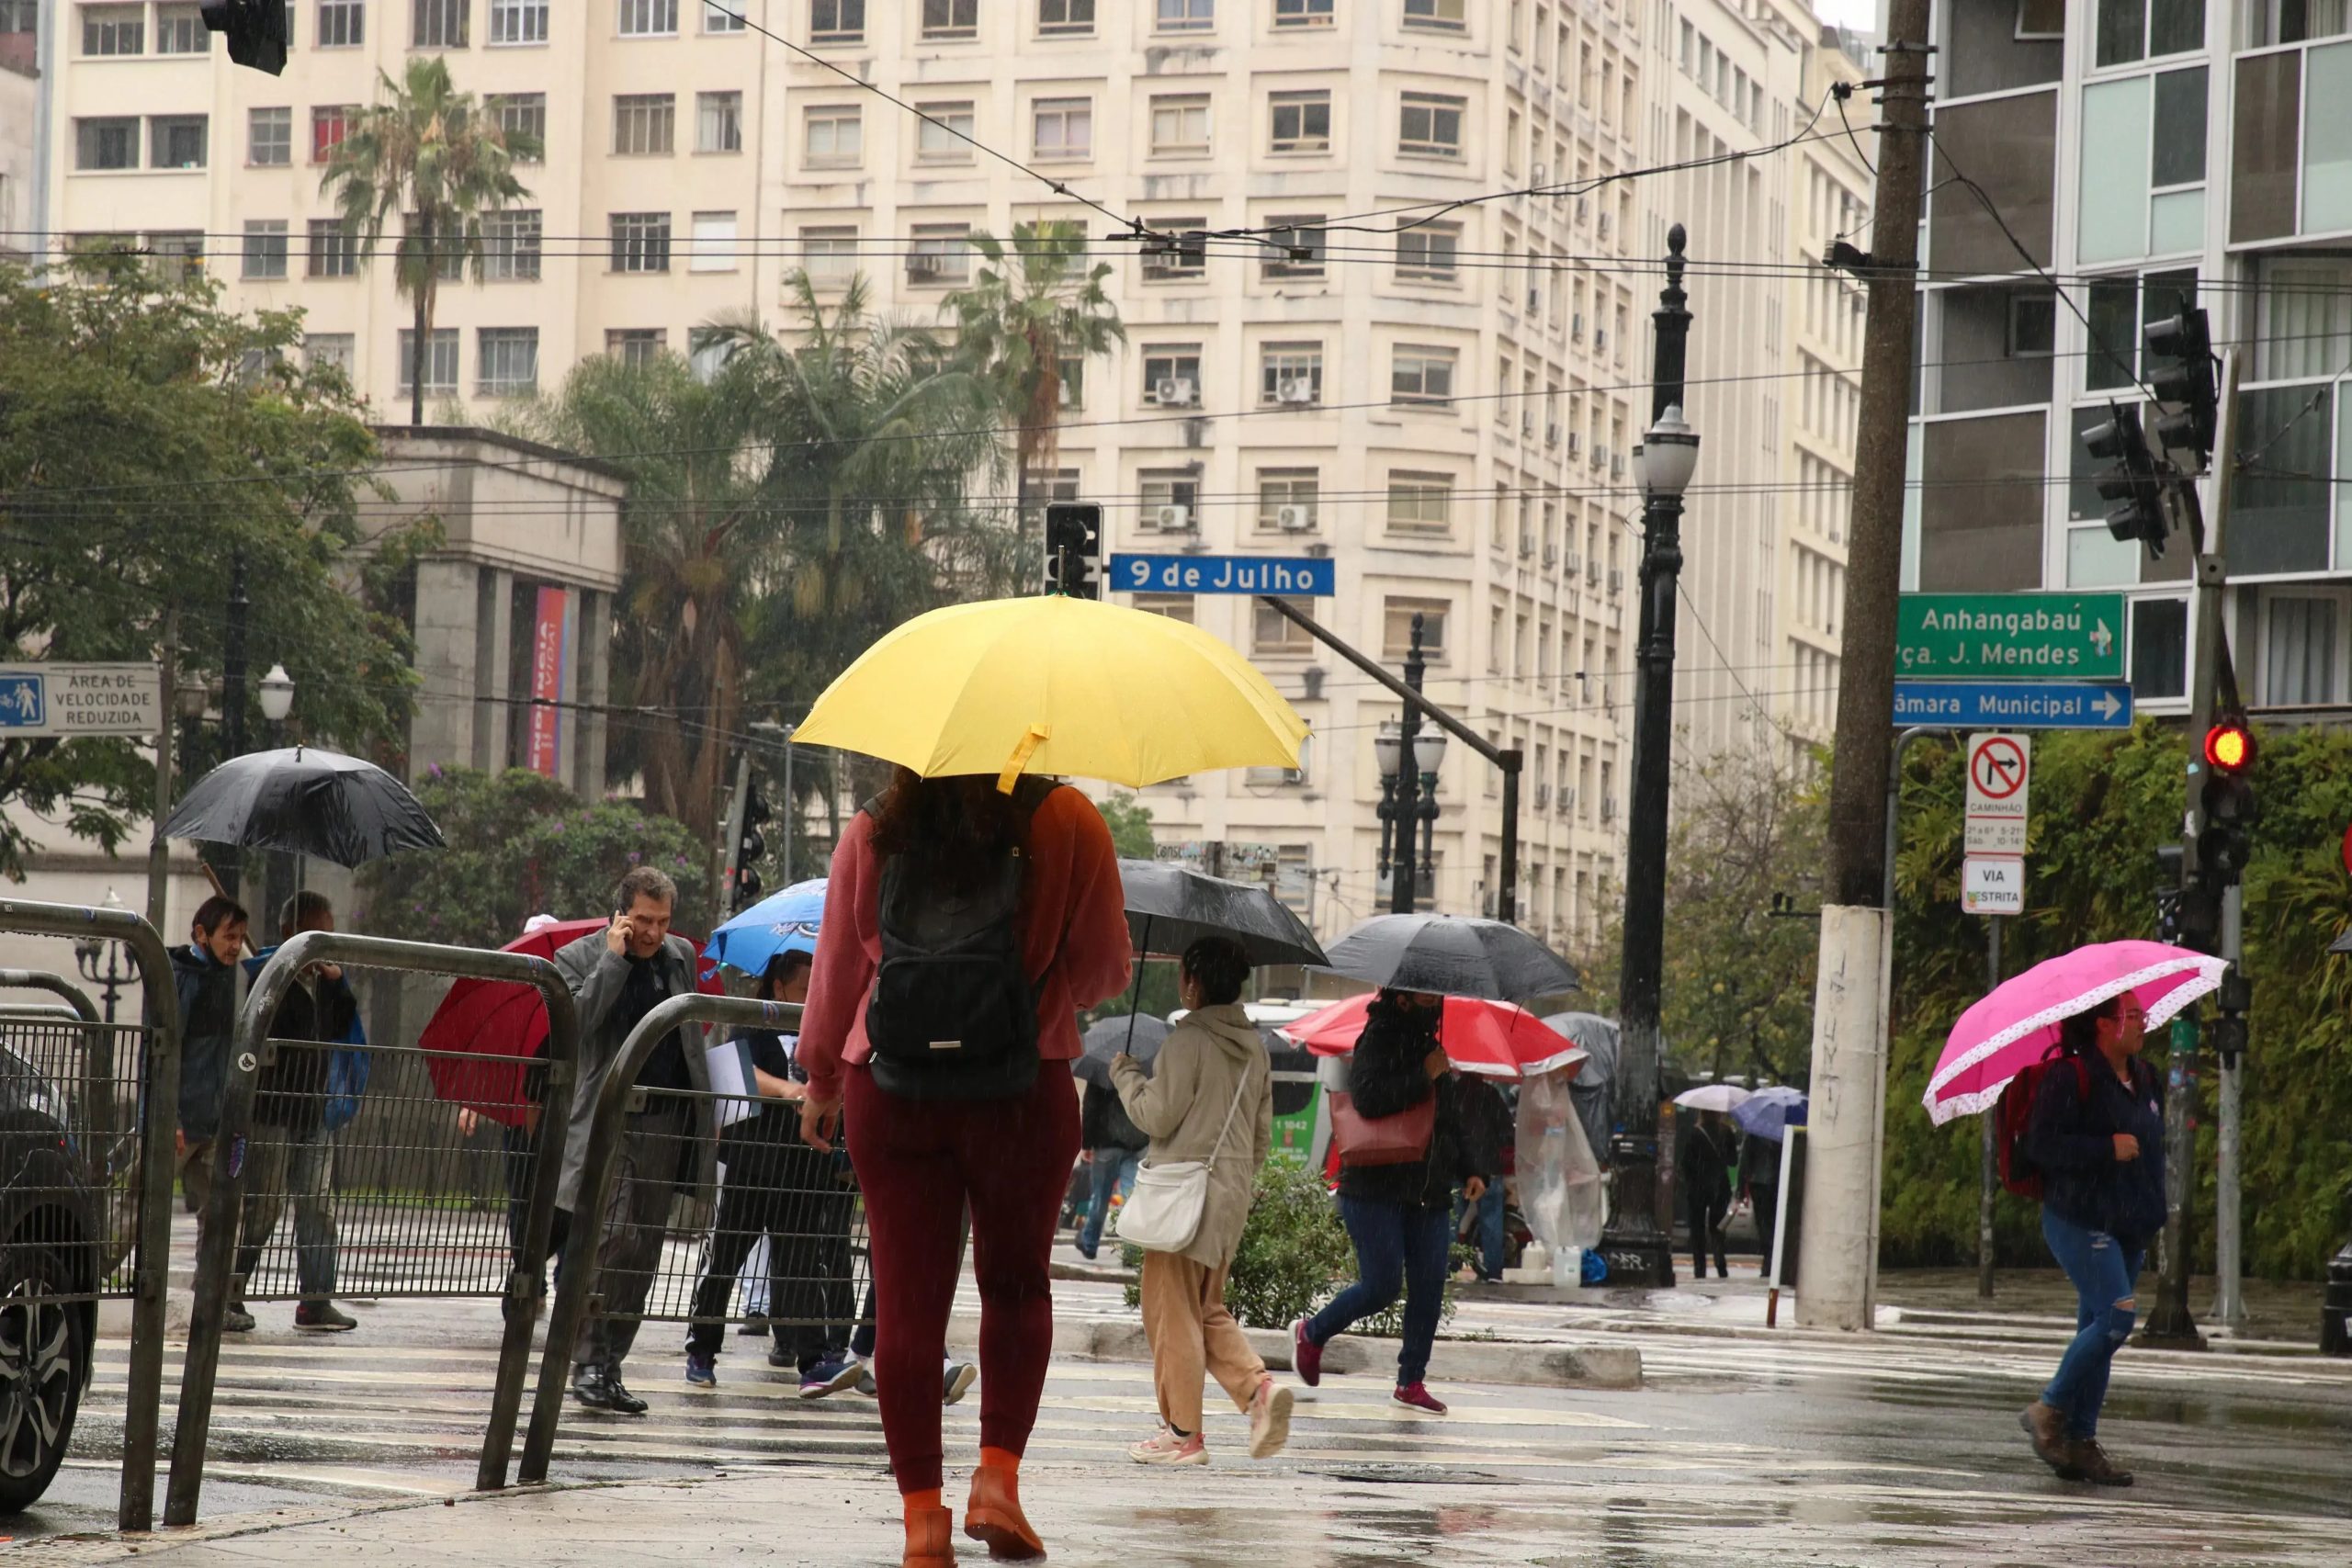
1109;937;1294;1466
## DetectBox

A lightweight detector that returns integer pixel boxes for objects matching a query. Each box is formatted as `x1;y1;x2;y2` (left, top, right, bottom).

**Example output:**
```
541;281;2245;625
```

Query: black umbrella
164;746;445;868
1318;914;1579;1003
1116;859;1328;967
1076;1013;1171;1089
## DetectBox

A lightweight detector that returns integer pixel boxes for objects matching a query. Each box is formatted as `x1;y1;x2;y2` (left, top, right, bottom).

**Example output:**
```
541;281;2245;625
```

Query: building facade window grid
922;0;977;38
1157;0;1214;31
316;0;365;47
1032;97;1092;161
306;218;362;276
614;94;677;155
618;0;679;35
1398;92;1466;158
482;209;542;279
610;210;673;272
477;327;539;394
250;107;292;167
1269;91;1331;153
413;0;469;48
810;0;863;41
153;116;209;171
304;333;356;374
397;327;460;394
916;103;975;161
491;93;546;155
82;6;143;54
489;0;548;43
242;220;289;280
698;91;743;152
607;327;666;365
1260;343;1324;403
805;106;863;165
1037;0;1093;35
154;5;210;52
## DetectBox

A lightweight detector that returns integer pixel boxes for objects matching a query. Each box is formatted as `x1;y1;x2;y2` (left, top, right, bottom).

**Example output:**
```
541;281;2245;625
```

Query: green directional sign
1896;592;2126;680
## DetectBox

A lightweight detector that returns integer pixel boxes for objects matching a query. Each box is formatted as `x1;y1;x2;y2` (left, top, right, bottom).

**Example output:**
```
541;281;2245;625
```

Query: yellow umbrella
794;594;1310;790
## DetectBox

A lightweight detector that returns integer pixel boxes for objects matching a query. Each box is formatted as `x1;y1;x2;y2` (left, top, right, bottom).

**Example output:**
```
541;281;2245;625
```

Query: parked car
0;1034;106;1510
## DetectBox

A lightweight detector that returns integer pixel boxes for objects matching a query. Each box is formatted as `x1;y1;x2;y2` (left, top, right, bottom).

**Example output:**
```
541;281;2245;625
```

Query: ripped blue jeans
2041;1210;2144;1439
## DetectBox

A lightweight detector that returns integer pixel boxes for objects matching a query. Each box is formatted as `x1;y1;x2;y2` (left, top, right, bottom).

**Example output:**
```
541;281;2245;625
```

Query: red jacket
796;785;1133;1104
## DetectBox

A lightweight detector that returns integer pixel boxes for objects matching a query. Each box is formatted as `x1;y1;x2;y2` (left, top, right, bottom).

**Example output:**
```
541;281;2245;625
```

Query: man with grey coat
554;866;711;1415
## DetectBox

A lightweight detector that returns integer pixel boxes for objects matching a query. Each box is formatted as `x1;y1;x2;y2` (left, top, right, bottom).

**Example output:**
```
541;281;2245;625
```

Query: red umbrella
1281;994;1589;1080
422;919;723;1125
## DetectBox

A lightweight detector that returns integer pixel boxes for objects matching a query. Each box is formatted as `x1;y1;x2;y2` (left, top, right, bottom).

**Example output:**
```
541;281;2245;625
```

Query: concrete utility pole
1796;1;1934;1332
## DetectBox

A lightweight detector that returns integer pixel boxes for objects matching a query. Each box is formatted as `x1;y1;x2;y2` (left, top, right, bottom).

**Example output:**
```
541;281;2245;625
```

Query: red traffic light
2204;722;2256;774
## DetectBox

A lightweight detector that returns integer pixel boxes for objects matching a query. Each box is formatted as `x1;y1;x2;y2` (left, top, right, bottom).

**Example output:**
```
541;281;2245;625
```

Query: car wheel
0;1244;85;1512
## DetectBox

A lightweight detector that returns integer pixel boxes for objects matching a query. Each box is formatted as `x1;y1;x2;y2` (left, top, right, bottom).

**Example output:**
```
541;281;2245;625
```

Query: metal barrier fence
164;931;582;1527
0;899;180;1533
522;995;875;1484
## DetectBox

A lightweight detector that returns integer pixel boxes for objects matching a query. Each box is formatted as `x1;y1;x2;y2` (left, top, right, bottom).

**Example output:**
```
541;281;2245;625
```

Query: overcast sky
1812;0;1879;28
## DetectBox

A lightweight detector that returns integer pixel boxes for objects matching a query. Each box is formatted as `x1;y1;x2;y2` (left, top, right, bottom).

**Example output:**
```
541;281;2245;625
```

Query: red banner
526;586;571;776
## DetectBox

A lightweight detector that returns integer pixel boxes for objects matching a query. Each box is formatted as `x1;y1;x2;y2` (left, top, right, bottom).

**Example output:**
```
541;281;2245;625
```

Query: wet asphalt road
16;1287;2351;1566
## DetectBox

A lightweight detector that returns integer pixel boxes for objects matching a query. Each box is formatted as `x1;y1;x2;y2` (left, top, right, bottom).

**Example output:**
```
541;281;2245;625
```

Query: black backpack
863;779;1057;1101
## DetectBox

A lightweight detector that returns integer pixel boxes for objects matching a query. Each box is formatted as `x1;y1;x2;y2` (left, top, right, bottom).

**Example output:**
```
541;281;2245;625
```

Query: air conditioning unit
1545;422;1562;446
1521;410;1535;436
1586;561;1600;587
1610;454;1626;479
1275;503;1314;532
1576;197;1590;223
1519;531;1535;558
1525;286;1542;311
1532;161;1548;185
1601;795;1618;821
1571;311;1585;339
1590;443;1609;470
1276;378;1316;405
906;253;942;278
1607;567;1624;593
1599;211;1612;240
1154;503;1194;532
1562;786;1577;815
1154;377;1199;406
1594;327;1609;354
1535;783;1553;809
1565;549;1580;573
1565;432;1580;458
1542;543;1557;567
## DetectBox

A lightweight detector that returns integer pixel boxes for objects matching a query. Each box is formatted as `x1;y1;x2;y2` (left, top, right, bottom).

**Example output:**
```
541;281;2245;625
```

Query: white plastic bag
1516;1068;1605;1261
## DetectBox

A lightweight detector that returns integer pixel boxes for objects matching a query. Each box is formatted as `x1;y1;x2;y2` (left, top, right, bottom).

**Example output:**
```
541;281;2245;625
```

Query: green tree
356;766;713;945
1098;791;1157;859
319;56;537;427
943;221;1125;503
0;255;416;877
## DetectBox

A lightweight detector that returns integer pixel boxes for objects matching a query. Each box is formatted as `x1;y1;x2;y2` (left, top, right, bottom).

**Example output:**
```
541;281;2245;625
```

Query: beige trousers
1139;1248;1267;1435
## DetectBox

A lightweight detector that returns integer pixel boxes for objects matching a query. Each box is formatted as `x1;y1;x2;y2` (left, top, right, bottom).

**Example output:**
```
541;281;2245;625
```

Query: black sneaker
223;1303;255;1334
602;1367;649;1416
294;1300;357;1333
571;1364;614;1410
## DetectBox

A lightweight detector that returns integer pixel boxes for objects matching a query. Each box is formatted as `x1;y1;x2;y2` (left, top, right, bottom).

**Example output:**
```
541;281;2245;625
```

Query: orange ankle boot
902;1503;955;1568
965;1461;1046;1562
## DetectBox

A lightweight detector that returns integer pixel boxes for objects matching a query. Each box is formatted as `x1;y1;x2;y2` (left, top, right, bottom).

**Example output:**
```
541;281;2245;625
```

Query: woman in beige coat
1110;936;1295;1466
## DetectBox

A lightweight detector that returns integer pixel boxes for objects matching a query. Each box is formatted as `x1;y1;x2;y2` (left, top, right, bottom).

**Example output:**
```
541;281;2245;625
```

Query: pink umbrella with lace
1924;939;2227;1125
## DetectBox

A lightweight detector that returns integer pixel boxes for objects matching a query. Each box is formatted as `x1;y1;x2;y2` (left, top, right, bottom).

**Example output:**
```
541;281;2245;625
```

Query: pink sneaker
1129;1427;1208;1466
1392;1382;1448;1416
1248;1380;1295;1460
1291;1319;1322;1388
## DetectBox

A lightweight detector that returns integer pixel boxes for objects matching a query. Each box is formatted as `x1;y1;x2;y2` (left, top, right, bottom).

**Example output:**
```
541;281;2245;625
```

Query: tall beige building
1648;0;1869;761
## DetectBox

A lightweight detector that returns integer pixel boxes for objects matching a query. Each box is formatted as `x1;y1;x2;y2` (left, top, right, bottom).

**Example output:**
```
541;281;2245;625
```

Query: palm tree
943;220;1125;520
319;57;537;425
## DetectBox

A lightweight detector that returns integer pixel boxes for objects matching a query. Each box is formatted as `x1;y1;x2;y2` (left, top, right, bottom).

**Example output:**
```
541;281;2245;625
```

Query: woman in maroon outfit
797;771;1130;1568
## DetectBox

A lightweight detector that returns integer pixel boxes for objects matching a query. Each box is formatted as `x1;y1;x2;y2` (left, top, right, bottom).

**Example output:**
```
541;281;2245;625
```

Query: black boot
571;1363;614;1410
602;1363;649;1416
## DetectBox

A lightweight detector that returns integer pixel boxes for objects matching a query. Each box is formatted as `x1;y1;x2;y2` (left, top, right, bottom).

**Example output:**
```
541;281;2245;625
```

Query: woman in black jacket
1291;990;1497;1416
2018;991;2164;1488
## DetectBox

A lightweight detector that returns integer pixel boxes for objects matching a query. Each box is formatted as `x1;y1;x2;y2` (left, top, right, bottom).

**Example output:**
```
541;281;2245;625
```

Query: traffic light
2083;402;2170;556
200;0;289;74
732;783;771;912
2197;717;2257;884
2144;304;2219;470
1045;502;1102;600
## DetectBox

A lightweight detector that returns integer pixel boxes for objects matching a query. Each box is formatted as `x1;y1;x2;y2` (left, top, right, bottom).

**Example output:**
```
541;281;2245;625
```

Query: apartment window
690;210;739;272
916;102;975;161
1391;346;1456;405
1142;345;1204;402
2132;598;2188;700
1141;224;1208;281
618;0;677;33
489;0;546;40
145;231;203;284
1258;468;1320;531
396;328;459;394
1260;343;1324;405
249;107;293;167
1403;0;1465;28
907;222;971;283
1254;597;1317;654
413;0;469;46
143;118;209;174
1055;356;1086;410
1269;91;1331;152
311;105;356;163
317;0;365;45
491;93;546;154
407;209;466;280
805;106;862;165
800;225;859;284
307;218;363;276
1140;468;1203;527
83;5;142;53
607;327;666;365
1157;0;1213;28
614;94;676;155
2097;0;2200;66
1384;597;1450;658
1038;0;1093;33
697;90;743;152
155;4;209;51
1274;0;1333;26
1261;217;1328;278
810;0;862;39
482;208;541;278
1033;98;1092;161
477;328;538;395
610;210;673;272
304;333;356;375
1396;222;1460;282
242;220;289;280
76;118;141;171
704;0;744;27
1150;95;1211;156
1387;471;1453;534
1398;92;1465;158
922;0;977;37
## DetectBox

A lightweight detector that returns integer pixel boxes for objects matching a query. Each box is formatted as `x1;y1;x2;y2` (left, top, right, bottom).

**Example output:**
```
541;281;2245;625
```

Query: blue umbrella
1733;1085;1807;1143
706;877;828;975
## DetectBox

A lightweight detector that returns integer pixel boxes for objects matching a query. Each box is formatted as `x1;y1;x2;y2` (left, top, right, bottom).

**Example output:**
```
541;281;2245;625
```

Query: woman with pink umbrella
1927;939;2222;1489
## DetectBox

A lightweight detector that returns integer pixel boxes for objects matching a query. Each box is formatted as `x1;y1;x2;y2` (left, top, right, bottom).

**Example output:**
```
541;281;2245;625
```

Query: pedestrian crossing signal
1046;502;1102;600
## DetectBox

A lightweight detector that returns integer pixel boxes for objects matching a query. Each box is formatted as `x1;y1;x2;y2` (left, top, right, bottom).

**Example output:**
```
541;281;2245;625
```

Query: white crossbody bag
1111;1064;1257;1254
